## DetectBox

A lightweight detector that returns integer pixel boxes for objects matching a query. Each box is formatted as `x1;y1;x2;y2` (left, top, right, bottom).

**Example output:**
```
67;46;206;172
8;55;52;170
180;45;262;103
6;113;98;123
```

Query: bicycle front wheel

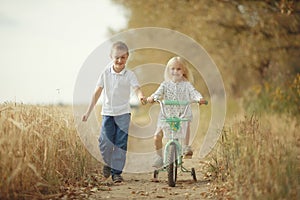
167;142;177;187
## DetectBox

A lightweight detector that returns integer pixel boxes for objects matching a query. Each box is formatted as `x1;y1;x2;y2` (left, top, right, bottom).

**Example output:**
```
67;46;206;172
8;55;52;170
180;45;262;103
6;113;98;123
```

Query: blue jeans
98;113;130;176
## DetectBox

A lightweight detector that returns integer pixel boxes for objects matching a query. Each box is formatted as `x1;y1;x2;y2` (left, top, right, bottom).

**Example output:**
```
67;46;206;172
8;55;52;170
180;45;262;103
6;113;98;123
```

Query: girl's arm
147;82;165;103
187;82;204;102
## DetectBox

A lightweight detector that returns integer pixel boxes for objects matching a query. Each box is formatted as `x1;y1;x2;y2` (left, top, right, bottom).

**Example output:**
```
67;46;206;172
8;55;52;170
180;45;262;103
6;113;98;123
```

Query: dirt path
88;158;210;200
84;109;211;199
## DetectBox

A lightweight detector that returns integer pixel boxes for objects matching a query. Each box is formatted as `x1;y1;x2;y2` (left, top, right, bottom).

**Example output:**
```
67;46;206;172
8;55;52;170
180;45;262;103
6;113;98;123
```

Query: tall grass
246;73;300;116
0;103;101;199
206;114;299;199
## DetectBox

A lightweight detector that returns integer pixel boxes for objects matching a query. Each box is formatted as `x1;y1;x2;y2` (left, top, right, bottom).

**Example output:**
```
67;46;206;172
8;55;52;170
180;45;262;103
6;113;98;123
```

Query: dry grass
205;114;299;199
0;103;101;199
1;102;299;199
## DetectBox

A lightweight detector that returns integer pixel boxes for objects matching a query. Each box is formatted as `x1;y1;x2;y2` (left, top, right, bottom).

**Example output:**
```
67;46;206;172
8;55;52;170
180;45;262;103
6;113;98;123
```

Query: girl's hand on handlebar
199;98;208;105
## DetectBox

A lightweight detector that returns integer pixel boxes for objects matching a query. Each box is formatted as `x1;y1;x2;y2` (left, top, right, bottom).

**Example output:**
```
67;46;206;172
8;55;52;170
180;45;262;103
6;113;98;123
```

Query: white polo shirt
97;66;140;116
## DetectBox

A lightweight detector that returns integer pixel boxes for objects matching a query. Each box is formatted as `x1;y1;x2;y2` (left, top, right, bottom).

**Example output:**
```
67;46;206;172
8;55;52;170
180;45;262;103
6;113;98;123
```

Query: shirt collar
110;65;126;75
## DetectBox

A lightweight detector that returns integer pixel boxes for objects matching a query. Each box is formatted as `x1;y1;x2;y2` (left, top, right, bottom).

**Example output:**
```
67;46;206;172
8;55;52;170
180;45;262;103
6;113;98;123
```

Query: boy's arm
133;86;146;104
82;86;103;121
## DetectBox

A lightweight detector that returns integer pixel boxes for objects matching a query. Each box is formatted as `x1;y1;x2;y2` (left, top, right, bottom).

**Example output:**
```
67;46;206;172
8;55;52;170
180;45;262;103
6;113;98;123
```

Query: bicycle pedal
183;155;193;159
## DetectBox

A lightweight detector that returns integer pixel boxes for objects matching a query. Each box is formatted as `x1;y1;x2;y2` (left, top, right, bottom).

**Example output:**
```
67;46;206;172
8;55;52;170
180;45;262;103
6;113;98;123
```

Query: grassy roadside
204;113;299;199
0;103;101;199
1;102;298;199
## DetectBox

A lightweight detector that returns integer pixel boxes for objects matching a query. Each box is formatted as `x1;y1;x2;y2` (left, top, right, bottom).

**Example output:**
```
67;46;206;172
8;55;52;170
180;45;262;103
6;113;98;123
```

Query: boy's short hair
111;41;129;55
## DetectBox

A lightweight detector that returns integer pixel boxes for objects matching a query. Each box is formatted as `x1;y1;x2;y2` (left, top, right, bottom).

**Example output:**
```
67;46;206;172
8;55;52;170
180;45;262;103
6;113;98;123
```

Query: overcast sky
0;0;127;104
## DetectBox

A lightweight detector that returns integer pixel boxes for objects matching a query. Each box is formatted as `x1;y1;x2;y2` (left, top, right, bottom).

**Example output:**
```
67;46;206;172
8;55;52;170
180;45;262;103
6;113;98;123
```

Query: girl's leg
153;128;164;168
154;128;163;157
184;122;193;157
184;122;191;146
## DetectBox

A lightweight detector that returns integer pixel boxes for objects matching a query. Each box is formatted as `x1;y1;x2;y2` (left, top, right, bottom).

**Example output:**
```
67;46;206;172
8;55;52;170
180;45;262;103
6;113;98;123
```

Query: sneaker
112;174;124;183
102;165;111;179
152;155;163;168
183;146;193;158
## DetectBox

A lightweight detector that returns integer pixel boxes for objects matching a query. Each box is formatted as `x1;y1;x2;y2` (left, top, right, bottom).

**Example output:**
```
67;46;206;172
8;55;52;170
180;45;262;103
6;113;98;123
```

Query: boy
82;41;145;183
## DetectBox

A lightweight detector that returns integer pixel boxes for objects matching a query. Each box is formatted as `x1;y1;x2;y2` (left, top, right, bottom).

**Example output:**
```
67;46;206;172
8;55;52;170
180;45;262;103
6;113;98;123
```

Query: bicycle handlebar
161;99;208;105
154;99;208;118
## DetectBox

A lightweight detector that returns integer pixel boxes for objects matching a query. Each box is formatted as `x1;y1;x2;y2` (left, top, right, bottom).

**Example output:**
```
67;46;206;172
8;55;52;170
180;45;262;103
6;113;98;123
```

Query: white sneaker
152;155;163;168
183;146;193;158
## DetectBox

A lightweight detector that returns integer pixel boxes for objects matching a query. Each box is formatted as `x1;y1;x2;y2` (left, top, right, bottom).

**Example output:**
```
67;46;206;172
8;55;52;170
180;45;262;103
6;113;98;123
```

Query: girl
147;57;207;168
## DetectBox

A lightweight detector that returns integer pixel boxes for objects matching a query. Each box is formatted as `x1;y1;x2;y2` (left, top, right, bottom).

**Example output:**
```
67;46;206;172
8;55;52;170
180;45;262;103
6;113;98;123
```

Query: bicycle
152;99;208;187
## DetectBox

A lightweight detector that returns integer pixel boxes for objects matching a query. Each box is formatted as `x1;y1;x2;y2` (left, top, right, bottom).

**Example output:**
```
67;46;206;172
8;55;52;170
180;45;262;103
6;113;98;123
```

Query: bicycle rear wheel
167;143;177;187
191;167;197;182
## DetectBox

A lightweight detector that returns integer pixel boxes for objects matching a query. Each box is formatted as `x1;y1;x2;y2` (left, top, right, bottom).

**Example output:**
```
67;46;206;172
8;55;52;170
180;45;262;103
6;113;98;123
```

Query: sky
0;0;127;104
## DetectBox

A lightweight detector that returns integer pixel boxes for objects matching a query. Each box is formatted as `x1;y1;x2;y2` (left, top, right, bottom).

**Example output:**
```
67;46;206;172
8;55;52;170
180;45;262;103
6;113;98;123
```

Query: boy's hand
147;96;154;103
140;97;147;105
82;114;89;122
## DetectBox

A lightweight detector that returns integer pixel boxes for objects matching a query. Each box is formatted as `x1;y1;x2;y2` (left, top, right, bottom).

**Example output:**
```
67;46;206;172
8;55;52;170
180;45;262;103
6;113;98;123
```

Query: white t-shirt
97;66;140;116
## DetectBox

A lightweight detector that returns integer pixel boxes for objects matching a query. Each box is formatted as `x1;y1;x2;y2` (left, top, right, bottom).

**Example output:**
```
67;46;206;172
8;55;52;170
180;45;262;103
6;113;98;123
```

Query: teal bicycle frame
154;99;201;187
162;115;189;170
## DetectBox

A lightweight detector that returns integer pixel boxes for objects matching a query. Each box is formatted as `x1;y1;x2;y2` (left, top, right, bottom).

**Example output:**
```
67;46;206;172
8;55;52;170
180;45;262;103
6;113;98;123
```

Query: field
0;102;298;199
0;104;102;199
1;1;299;199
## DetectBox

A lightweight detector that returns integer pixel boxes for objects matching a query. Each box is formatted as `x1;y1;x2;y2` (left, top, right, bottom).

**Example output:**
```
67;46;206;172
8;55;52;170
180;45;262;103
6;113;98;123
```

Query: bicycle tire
153;169;159;179
191;167;197;182
167;143;177;187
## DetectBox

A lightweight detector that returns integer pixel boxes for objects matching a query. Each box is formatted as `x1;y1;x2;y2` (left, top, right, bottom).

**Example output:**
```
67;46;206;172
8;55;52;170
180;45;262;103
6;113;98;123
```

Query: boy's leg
99;116;115;177
110;114;130;177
